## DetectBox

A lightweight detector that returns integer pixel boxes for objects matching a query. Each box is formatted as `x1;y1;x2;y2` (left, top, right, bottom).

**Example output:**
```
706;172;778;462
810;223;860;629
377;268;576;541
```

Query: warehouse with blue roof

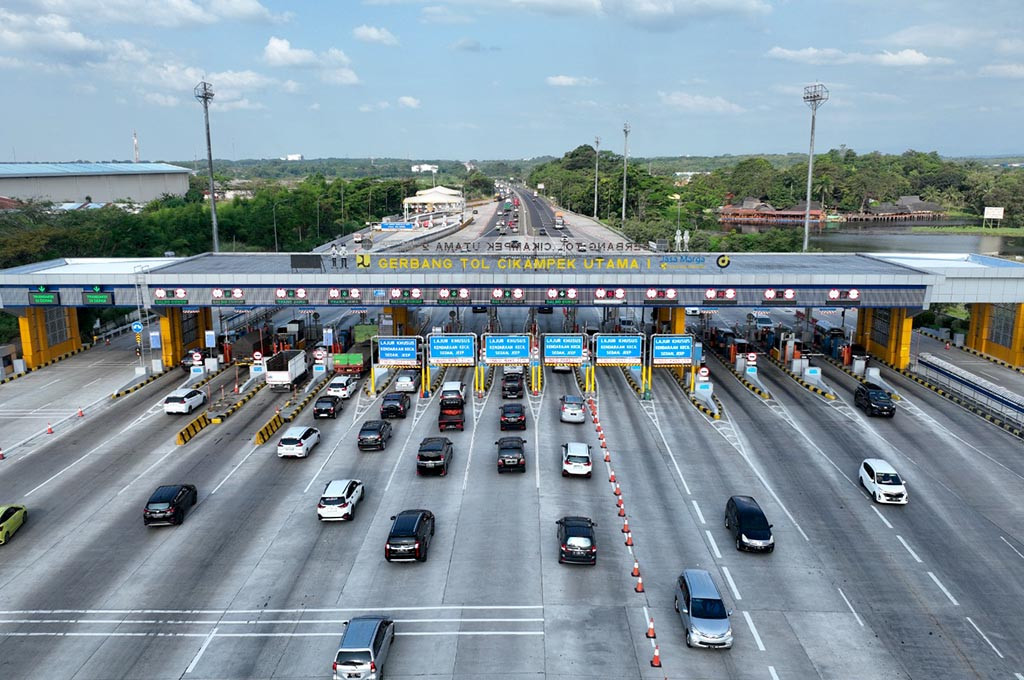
0;162;190;204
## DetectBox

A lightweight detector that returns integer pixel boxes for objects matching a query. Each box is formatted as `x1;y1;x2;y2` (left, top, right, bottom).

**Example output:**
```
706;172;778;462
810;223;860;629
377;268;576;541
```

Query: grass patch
910;226;1024;236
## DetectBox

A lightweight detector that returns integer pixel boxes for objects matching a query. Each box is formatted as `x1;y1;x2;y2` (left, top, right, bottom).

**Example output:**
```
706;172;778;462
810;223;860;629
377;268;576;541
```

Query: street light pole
272;201;280;252
194;81;220;252
593;136;600;218
316;197;321;241
801;83;828;252
621;122;630;228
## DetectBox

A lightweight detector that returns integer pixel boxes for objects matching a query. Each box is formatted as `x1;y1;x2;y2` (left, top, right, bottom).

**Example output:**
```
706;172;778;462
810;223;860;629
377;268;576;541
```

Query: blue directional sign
380;222;415;230
651;334;695;365
428;334;476;366
378;336;419;367
543;334;585;365
130;321;144;333
595;334;643;366
485;334;530;365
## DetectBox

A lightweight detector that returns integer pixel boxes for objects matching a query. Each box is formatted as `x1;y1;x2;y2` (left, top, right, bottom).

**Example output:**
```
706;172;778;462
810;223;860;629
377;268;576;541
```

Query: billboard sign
378;336;419;367
983;206;1005;220
651;334;694;365
428;334;475;366
595;334;643;366
543;334;584;365
484;335;531;365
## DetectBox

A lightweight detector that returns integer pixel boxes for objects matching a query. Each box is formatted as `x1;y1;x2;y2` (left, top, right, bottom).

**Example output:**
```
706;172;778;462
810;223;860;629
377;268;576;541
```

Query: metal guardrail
916;352;1024;427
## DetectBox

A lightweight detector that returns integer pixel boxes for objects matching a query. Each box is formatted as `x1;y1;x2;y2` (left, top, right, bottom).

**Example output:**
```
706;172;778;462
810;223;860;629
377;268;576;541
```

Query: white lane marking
721;567;742;601
641;605;657;650
0;631;543;638
741;611;764;651
1000;536;1024;561
705;530;722;559
1013;673;1023;680
185;626;218;673
23;453;90;497
0;605;545;615
836;588;863;627
896;535;923;563
692;500;706;525
117;448;178;495
37;378;62;389
0;617;546;626
211;446;259;494
302;412;368;494
870;506;893;529
927;572;959;606
639;392;692;495
461;383;484;493
82;376;105;388
769;667;781;680
966;617;1004;659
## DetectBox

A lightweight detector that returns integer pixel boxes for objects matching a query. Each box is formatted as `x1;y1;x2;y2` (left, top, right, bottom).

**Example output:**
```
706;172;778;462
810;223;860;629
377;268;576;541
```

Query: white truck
265;349;308;391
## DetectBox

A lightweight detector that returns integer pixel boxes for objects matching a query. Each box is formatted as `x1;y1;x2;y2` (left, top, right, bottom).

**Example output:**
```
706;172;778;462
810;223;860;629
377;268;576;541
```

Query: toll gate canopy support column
17;306;82;368
967;303;1024;367
858;307;913;370
159;307;185;368
669;307;688;380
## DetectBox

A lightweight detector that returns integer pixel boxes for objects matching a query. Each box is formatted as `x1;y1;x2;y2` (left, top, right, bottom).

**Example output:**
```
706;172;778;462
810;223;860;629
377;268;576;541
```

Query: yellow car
0;505;27;544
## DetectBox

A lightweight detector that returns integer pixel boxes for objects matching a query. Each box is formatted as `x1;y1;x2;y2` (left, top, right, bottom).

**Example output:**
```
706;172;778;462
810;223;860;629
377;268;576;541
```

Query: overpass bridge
1;250;1022;372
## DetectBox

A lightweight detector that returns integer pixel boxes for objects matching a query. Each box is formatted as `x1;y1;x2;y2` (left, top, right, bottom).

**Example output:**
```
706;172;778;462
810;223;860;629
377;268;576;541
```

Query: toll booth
814;325;847;358
772;332;803;363
712;326;737;350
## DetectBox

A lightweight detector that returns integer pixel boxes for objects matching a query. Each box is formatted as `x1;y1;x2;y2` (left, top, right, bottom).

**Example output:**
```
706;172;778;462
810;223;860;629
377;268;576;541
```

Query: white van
440;381;465;407
859;458;908;504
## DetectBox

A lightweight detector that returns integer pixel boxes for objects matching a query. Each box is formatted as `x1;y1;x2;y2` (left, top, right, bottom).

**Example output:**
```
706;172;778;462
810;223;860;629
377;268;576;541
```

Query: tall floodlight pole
801;83;828;252
194;81;220;252
621;123;630;228
593;136;600;218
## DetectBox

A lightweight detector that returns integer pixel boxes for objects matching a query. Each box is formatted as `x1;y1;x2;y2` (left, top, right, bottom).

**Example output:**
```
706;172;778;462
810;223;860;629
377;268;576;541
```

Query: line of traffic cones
634;576;644;592
646;617;656;638
624;531;633;547
631;560;640;577
650;645;662;667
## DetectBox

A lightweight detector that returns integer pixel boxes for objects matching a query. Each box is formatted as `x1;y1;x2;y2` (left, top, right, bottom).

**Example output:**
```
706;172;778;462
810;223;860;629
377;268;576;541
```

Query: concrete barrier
254;413;285;445
212;381;266;423
175;412;212;445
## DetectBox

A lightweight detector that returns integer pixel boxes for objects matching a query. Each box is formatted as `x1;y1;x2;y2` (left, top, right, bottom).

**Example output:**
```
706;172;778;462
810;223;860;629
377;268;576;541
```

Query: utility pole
621;122;630;228
593;136;600;218
194;81;220;252
802;83;828;252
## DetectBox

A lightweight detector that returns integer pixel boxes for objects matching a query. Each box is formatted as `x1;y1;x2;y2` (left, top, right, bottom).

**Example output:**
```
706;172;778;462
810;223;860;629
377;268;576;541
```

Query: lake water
810;232;1024;256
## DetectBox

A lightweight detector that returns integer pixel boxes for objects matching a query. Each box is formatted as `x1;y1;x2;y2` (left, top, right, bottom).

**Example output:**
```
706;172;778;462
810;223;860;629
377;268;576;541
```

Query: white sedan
163;388;206;415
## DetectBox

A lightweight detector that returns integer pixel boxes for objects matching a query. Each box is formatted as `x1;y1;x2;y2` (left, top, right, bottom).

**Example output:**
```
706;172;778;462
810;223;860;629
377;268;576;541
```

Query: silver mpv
332;615;395;680
674;569;733;649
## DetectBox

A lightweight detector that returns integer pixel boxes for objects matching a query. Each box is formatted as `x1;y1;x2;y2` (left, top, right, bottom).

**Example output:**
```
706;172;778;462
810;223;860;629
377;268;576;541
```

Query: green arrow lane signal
37;285;46;292
93;285;101;292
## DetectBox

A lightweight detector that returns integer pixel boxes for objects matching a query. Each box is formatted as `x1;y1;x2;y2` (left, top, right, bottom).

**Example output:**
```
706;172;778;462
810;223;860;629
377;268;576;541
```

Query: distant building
281;154;304;161
717;196;823;229
412;164;439;173
0;162;190;203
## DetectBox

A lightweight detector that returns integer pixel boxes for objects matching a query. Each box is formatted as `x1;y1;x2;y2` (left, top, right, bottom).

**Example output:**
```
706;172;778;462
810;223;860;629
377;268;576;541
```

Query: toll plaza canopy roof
1;252;1022;309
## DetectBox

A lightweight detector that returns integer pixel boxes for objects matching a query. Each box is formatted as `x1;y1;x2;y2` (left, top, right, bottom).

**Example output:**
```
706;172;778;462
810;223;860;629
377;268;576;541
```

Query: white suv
277;426;321;458
561;442;592;478
326;375;356;399
163;388;206;415
859;458;908;504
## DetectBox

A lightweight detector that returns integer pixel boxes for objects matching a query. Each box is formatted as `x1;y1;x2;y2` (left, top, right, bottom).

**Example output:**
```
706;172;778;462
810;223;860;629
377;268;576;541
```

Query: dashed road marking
185;626;218;673
705;530;722;559
966;616;1003;658
211;446;259;494
870;506;893;529
769;666;781;680
896;535;923;563
928;572;959;606
742;611;764;651
837;588;863;627
691;500;706;525
721;566;742;601
1000;536;1024;561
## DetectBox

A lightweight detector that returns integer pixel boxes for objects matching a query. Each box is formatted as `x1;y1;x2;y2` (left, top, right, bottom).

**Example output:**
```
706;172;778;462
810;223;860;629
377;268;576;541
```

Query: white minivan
859;458;908;504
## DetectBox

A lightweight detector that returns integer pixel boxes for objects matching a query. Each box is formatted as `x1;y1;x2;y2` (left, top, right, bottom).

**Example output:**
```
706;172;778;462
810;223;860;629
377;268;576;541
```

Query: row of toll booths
707;321;867;368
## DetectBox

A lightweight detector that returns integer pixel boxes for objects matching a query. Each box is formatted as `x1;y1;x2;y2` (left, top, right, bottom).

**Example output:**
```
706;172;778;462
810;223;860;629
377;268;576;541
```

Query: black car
417;437;454;476
179;348;213;372
385;509;435;562
380;391;411;419
854;383;896;417
496;436;527;473
472;306;488;313
501;373;524;399
438;407;465;431
537;306;554;314
358;420;393;450
724;495;775;552
556;516;597;564
313;395;342;419
499;403;526;430
143;484;198;526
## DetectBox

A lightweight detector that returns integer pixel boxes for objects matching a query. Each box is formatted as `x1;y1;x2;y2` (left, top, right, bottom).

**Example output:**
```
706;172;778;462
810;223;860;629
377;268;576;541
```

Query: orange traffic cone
604;449;610;461
77;407;84;418
46;423;54;434
622;518;630;533
0;447;5;460
609;470;616;483
595;424;602;434
635;576;644;593
598;431;606;441
618;503;626;518
631;560;640;577
600;438;608;448
624;531;634;546
650;645;662;668
646;617;656;638
613;483;621;496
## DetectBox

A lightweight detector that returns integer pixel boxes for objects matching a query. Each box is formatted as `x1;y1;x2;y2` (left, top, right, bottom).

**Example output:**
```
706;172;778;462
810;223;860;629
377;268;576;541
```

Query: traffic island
175;412;212;445
704;347;772;400
211;381;266;423
760;351;837;400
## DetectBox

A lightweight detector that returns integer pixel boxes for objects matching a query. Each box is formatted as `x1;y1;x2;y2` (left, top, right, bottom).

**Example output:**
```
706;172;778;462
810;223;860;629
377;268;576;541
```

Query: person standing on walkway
330;244;339;268
338;243;348;268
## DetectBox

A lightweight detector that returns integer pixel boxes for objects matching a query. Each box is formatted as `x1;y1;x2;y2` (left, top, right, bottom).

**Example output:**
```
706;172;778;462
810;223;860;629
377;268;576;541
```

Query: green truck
331;341;373;376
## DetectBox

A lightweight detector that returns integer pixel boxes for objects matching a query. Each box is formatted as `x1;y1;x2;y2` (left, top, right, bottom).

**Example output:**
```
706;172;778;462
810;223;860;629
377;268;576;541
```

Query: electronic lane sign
82;286;114;305
428;334;475;366
651;334;695;366
543;334;585;365
378;336;420;367
484;334;531;365
595;334;643;366
28;286;59;305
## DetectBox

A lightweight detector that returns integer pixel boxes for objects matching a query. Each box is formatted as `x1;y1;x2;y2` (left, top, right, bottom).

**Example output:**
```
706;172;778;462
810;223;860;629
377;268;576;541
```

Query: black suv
313;395;342;419
854;382;895;417
380;391;411;418
179;348;213;372
384;509;435;562
496;436;527;473
499;403;526;430
724;495;774;552
143;484;198;526
417;437;454;476
556;516;597;564
358;420;393;450
501;373;524;398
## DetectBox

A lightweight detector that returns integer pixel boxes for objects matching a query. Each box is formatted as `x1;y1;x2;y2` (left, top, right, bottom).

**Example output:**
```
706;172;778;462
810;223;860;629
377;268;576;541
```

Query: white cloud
308;102;320;111
359;101;391;112
601;0;768;29
144;91;180;107
282;79;301;93
979;63;1024;78
212;97;264;111
353;25;399;45
37;0;287;27
398;95;421;108
421;5;473;23
766;46;952;66
658;91;744;113
546;74;598;86
996;37;1024;54
208;0;288;22
0;9;106;55
876;24;986;50
263;36;317;66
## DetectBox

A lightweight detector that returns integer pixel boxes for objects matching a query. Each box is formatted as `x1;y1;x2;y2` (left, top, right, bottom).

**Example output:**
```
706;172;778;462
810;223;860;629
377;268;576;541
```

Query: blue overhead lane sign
651;335;694;365
595;334;643;366
428;334;475;366
485;335;531;365
543;334;584;364
378;336;419;366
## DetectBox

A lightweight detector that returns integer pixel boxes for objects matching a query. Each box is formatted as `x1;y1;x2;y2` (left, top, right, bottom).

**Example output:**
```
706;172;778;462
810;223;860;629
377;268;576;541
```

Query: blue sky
1;0;1022;162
